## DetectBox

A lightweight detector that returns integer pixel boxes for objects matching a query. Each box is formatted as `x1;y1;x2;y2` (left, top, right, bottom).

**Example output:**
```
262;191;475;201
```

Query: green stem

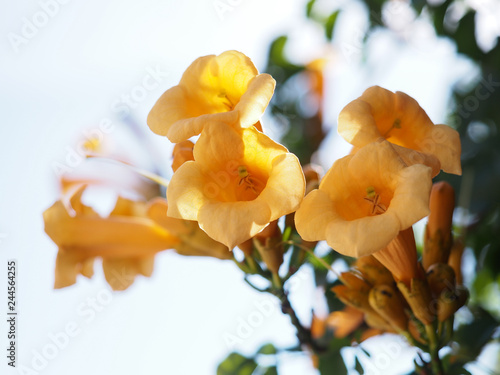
425;324;444;375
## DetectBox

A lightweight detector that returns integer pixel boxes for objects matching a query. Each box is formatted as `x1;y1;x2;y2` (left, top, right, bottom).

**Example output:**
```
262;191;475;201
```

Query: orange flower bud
353;256;395;286
253;221;284;274
437;287;468;322
397;278;435;325
302;164;322;194
171;140;194;172
369;284;408;332
426;263;456;297
423;181;455;270
448;239;465;285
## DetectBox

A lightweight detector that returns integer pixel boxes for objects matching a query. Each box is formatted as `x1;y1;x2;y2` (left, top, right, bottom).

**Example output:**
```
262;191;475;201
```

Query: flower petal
197;200;272;250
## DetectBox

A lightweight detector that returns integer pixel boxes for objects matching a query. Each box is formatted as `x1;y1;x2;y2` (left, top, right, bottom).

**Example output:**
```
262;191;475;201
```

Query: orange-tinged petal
148;51;275;143
338;86;461;175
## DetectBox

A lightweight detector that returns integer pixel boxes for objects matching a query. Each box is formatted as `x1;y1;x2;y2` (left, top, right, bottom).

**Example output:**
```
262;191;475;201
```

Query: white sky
0;0;497;374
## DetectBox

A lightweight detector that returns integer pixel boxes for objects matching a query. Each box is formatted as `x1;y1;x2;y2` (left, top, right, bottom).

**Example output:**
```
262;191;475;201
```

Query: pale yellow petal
325;211;401;258
295;189;337;242
166;162;209;221
257;153;305;220
102;258;137;291
391;164;432;229
236;74;276;128
197;200;272;249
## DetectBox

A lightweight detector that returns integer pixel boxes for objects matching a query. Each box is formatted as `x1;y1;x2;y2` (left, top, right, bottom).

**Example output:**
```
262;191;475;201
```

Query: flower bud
426;263;456;297
448;239;465;285
331;285;372;313
369;284;408;332
171;140;194;172
397;278;435;325
302;164;322;195
437;287;469;322
253;220;284;274
423;181;455;270
354;256;395;286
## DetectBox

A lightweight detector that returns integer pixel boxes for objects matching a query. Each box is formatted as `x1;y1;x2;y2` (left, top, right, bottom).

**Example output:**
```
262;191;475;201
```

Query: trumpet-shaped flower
147;50;275;143
295;140;432;257
167;121;305;250
43;187;230;290
338;86;461;175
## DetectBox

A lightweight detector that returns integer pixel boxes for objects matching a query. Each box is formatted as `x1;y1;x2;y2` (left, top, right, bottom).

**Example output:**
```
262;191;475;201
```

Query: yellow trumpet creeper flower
44;186;180;290
295;140;432;258
147;50;275;143
166;121;305;250
338;86;461;175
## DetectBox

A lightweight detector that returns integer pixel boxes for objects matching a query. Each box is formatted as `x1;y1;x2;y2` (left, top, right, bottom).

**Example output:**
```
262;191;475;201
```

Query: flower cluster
43;50;465;374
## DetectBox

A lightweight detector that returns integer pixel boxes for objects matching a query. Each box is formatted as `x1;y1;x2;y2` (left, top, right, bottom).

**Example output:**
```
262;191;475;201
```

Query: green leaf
257;343;277;355
452;308;499;363
324;10;340;41
355;356;365;374
217;352;258;375
261;366;278;375
306;0;316;18
317;350;348;375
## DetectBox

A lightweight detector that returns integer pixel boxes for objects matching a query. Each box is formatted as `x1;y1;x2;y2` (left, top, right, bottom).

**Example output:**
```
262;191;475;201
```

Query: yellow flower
295;140;432;257
166;121;305;250
147;50;275;143
44;186;179;290
44;187;230;290
338;86;461;175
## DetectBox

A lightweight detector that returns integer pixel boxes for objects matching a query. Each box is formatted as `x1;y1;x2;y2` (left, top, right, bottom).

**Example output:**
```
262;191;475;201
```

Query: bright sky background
1;0;498;374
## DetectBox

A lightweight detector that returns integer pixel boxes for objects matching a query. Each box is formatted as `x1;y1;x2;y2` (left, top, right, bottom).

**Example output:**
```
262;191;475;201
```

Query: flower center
382;118;401;138
363;186;387;215
217;90;235;110
235;165;265;201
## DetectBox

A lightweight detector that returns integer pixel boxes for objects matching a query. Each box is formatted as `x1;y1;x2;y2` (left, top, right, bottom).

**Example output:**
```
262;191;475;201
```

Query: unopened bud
302;164;322;194
253;221;284;274
339;271;372;293
397;278;435;325
364;312;394;333
172;140;194;172
423;181;455;270
369;284;408;332
331;285;372;313
426;263;456;297
354;256;394;286
437;287;468;322
448;239;465;285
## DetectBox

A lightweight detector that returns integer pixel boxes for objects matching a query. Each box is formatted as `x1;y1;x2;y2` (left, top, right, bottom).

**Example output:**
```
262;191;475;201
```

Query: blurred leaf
217;352;258;375
452;308;499;362
355;356;365;374
261;366;278;375
306;0;316;18
317;349;348;375
453;11;483;61
324;10;340;41
257;343;277;355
